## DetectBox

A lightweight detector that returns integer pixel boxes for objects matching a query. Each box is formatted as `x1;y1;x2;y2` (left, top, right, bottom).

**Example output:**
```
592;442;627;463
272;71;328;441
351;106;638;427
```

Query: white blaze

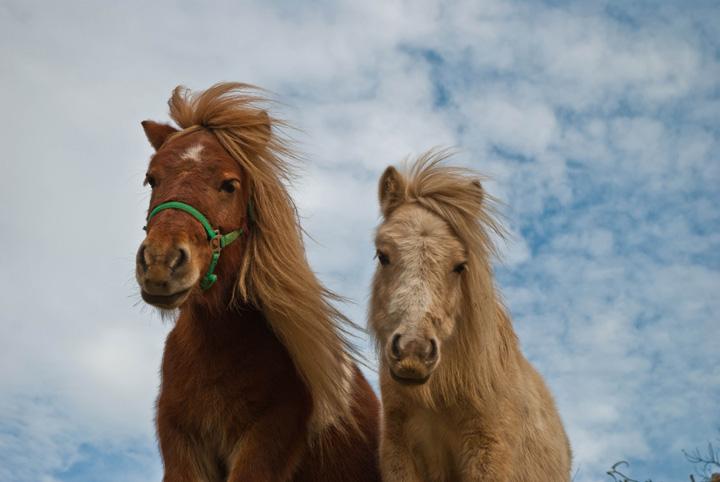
180;144;204;162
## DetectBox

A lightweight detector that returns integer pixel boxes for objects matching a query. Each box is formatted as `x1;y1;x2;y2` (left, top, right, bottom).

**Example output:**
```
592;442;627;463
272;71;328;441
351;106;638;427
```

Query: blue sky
1;1;718;481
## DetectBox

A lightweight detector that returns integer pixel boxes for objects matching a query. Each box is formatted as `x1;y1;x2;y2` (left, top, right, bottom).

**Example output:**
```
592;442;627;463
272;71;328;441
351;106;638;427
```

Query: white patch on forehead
180;144;204;162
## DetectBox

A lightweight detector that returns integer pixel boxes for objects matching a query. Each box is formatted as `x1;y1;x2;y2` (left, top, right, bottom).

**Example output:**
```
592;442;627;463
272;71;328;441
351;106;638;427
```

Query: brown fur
369;150;571;481
136;83;380;481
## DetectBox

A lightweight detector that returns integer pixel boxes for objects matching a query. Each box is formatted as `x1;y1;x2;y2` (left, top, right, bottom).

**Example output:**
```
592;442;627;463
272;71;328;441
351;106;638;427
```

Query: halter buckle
210;231;222;252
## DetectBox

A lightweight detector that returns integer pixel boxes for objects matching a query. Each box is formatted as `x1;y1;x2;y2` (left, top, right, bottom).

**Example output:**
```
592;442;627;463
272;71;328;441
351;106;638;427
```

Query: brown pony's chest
157;311;311;449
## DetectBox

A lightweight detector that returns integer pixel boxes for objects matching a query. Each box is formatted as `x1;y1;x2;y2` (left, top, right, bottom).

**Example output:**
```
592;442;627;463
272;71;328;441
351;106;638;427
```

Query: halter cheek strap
144;201;248;290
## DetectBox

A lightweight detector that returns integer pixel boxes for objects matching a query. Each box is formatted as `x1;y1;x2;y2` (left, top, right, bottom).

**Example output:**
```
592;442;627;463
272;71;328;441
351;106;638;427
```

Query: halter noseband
144;201;249;290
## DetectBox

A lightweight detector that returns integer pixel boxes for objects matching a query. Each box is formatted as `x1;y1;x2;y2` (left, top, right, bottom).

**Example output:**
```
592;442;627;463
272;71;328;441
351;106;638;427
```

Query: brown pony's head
369;150;506;391
135;85;270;310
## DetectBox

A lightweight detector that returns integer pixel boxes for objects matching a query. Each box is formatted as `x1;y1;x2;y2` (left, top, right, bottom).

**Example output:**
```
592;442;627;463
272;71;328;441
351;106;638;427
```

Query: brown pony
369;151;571;481
135;83;380;481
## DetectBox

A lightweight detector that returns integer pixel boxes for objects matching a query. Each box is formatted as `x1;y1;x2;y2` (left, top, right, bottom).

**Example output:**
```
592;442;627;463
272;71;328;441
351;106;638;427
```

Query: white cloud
461;96;558;158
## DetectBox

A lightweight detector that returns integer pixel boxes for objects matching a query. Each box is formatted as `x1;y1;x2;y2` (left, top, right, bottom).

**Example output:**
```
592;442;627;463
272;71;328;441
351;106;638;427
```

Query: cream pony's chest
404;409;462;482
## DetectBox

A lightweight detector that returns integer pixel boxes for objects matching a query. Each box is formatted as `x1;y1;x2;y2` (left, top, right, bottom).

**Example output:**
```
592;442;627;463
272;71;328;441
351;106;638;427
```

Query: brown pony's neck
177;240;277;355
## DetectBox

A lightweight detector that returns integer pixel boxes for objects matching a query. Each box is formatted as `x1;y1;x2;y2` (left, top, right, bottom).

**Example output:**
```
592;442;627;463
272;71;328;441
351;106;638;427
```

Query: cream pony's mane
399;150;519;407
168;83;355;431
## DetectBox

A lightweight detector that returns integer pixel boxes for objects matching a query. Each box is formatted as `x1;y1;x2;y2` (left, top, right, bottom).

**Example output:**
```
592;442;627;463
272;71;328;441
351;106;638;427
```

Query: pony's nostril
391;334;402;359
137;244;148;272
427;338;438;362
172;247;189;270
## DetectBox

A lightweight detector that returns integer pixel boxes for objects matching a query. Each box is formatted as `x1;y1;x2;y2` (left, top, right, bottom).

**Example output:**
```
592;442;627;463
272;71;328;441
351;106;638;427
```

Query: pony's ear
256;111;272;144
469;179;485;204
378;166;406;217
242;111;272;149
141;121;178;151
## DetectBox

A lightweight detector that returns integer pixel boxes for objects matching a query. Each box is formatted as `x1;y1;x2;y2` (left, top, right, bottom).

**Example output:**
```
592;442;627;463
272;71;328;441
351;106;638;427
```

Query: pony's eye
144;174;156;188
376;250;390;266
453;262;467;274
220;180;237;193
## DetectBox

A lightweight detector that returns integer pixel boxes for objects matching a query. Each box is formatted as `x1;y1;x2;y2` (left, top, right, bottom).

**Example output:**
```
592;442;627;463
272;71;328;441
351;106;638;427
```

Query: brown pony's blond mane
399;149;519;406
168;83;356;431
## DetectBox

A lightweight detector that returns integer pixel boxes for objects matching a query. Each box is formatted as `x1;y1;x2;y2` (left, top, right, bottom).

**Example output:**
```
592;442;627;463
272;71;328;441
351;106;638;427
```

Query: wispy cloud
1;1;718;481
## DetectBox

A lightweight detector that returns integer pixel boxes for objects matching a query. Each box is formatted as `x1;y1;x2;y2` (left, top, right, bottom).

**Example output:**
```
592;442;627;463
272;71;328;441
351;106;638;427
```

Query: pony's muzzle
386;332;439;385
138;243;189;274
136;237;197;308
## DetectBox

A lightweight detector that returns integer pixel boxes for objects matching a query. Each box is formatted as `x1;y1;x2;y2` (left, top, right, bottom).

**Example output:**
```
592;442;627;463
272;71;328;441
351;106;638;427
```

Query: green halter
145;201;247;290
